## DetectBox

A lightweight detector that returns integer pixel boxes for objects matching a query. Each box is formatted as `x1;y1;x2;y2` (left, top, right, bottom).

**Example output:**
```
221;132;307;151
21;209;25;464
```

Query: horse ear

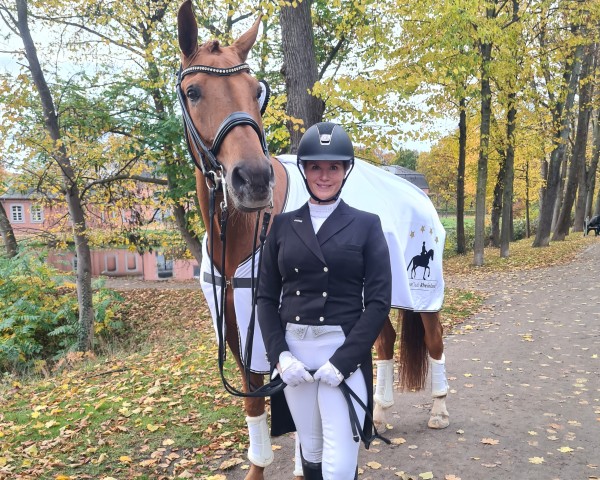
232;15;262;62
178;0;199;58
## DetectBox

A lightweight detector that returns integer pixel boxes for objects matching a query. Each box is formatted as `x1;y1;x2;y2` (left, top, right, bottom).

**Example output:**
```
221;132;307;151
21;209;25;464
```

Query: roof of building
381;165;429;190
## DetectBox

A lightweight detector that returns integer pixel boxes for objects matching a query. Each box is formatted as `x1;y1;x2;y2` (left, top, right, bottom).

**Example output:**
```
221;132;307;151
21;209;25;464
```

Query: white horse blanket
200;155;446;374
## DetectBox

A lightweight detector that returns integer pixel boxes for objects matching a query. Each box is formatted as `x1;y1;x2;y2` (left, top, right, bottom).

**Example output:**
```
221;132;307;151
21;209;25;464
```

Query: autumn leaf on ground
558;446;574;453
529;457;544;464
481;438;499;445
419;472;434;479
367;461;382;469
445;475;462;480
219;457;244;470
391;437;407;445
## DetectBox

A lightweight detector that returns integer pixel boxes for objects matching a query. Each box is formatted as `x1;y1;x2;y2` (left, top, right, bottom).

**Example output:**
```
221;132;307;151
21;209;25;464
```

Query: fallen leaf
419;472;434;479
391;437;407;445
367;461;382;469
482;438;499;445
558;446;574;453
529;457;544;464
219;457;244;470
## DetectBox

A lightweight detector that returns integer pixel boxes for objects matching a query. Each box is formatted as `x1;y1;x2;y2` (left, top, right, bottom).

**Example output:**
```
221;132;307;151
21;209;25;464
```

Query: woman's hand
314;361;344;387
278;351;314;387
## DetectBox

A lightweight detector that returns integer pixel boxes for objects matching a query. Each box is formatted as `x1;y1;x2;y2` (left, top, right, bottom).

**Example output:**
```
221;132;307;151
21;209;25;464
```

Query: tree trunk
588;111;600;217
456;97;467;254
501;91;517;257
575;44;597;229
533;43;584;247
551;151;568;233
525;159;531;237
0;201;18;257
554;43;594;239
474;39;493;266
280;0;325;152
490;153;506;248
16;0;95;351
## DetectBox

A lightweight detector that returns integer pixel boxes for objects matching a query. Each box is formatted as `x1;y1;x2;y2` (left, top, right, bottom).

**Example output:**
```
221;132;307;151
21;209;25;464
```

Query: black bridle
176;62;269;189
177;62;282;398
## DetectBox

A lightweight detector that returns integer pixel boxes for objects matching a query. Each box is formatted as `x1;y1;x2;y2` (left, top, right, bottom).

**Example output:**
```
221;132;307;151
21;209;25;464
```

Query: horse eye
256;86;262;100
186;86;201;101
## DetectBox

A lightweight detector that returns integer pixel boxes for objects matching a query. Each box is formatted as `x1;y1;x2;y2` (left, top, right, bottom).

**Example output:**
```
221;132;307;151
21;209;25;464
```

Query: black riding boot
301;454;323;480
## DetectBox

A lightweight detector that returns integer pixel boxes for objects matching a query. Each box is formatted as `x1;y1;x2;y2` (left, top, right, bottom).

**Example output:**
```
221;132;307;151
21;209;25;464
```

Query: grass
1;232;597;479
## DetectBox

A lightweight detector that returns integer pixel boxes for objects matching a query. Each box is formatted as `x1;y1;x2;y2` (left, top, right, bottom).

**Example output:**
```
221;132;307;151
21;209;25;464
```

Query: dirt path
219;243;600;480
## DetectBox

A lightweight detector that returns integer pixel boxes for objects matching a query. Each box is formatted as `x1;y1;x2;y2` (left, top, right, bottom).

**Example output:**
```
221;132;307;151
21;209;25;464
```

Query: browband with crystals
180;62;250;79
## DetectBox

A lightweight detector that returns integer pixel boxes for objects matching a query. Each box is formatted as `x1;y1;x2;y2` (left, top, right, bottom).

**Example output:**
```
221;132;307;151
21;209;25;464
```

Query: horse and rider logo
407;241;435;280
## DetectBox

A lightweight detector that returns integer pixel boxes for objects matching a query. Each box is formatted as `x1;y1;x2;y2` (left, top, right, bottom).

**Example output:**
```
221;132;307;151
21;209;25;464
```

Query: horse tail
398;309;428;391
406;258;413;271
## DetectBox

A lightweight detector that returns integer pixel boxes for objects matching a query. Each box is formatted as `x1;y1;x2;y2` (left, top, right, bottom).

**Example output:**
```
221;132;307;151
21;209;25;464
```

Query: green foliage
393;147;419;170
0;250;123;374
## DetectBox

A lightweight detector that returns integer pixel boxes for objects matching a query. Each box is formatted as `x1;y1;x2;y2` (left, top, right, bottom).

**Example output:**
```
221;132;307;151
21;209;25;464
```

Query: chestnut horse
176;1;440;478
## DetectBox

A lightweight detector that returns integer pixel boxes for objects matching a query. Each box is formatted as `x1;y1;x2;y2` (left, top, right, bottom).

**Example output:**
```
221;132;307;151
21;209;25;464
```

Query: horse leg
421;312;449;429
224;315;272;480
373;313;397;427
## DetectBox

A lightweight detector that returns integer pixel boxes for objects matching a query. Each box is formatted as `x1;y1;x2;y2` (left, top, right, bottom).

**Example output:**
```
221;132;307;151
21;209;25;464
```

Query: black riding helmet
296;122;355;203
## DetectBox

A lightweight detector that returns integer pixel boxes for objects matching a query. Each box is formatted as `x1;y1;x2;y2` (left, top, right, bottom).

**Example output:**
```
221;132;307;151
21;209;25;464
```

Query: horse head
177;0;273;212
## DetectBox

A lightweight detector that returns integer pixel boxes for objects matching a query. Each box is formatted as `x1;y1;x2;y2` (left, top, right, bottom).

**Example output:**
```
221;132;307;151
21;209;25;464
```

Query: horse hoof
244;464;266;480
373;403;389;431
428;413;449;429
428;396;449;429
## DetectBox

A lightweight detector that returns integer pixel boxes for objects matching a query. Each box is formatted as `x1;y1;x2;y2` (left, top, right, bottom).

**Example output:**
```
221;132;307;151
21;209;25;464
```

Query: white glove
278;351;314;387
314;361;344;387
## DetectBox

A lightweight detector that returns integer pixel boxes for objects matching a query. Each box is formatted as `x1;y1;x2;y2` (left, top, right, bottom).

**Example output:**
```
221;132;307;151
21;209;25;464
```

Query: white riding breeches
284;324;366;480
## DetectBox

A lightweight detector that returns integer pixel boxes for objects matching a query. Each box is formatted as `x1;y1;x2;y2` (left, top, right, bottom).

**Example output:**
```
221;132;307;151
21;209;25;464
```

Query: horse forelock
203;39;221;53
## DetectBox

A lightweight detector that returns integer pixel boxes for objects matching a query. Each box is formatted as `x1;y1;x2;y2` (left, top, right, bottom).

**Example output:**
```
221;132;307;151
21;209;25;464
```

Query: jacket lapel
316;200;355;246
290;203;326;264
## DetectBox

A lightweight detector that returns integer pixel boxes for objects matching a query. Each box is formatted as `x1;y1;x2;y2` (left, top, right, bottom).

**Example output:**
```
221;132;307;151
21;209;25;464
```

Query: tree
393;148;419;170
279;0;325;151
0;201;18;257
532;0;587;247
554;40;595;239
6;0;95;351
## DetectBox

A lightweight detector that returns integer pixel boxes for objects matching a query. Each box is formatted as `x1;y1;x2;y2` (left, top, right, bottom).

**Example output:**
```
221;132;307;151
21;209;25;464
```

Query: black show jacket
257;200;392;436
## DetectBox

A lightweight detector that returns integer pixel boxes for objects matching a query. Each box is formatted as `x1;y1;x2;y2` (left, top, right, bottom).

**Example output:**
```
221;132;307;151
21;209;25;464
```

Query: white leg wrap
374;359;395;408
293;432;303;477
430;354;448;398
245;412;274;467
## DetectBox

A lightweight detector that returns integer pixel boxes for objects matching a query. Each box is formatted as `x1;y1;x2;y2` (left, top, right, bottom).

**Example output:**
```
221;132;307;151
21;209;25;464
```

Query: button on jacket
257;199;392;436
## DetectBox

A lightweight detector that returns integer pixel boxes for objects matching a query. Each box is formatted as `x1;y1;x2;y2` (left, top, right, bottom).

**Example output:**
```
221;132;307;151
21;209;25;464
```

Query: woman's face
303;160;346;204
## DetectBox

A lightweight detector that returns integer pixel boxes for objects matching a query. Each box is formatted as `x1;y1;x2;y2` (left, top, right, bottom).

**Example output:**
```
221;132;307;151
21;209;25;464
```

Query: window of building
11;204;24;223
30;204;43;223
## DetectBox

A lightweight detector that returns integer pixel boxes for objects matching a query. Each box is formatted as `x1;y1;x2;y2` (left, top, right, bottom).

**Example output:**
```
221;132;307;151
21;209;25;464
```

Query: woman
257;122;392;479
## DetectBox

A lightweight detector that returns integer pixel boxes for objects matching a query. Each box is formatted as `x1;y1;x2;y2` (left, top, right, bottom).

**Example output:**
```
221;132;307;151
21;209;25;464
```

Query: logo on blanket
407;226;440;290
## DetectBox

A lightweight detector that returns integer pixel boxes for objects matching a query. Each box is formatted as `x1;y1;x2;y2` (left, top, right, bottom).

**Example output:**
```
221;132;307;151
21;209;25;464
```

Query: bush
0;249;123;375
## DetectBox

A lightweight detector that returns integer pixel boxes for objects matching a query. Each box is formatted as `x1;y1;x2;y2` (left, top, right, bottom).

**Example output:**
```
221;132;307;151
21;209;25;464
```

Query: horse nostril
231;164;272;195
231;165;251;192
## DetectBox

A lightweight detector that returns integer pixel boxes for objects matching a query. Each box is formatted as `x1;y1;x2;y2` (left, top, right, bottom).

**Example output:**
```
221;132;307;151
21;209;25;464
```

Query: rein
178;61;283;398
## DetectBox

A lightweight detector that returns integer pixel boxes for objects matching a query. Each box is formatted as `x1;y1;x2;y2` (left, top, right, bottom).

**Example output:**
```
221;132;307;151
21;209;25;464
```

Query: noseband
176;63;269;188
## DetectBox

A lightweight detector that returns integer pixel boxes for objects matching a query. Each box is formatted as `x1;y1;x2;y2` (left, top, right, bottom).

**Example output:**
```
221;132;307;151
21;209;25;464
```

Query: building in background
381;165;429;194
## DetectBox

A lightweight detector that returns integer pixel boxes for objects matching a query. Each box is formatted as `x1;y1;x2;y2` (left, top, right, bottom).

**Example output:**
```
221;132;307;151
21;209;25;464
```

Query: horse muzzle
228;162;275;212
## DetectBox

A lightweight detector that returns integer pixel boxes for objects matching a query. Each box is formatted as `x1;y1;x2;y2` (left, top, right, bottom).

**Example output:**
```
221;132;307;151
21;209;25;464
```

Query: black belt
203;271;254;289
